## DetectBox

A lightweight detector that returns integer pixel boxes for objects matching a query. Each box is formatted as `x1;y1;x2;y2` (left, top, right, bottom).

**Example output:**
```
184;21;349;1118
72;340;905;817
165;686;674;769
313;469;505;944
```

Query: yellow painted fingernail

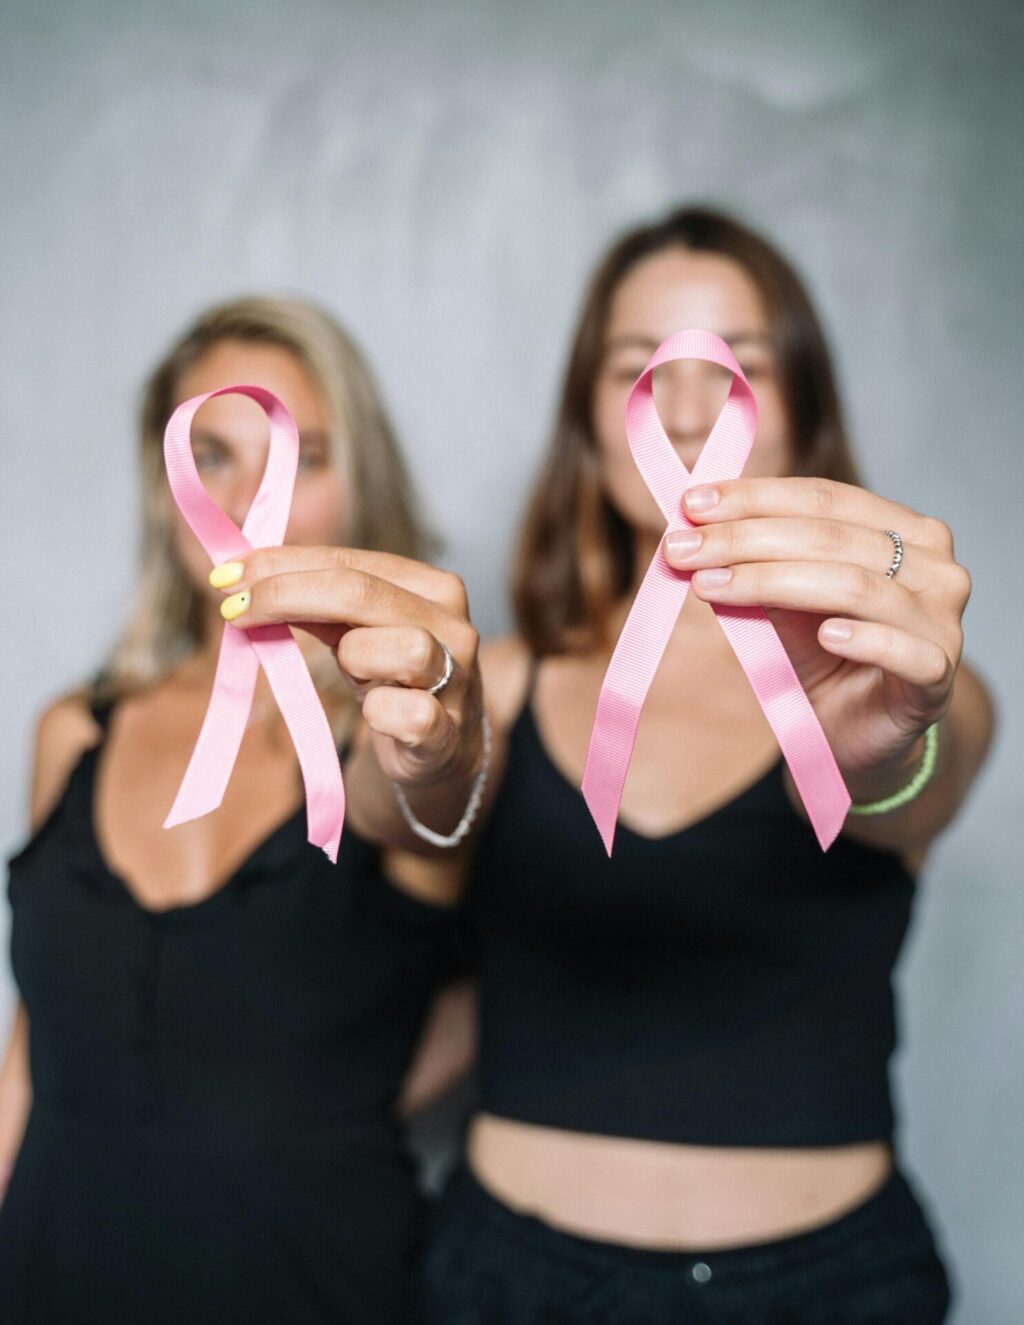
209;561;245;590
220;589;251;621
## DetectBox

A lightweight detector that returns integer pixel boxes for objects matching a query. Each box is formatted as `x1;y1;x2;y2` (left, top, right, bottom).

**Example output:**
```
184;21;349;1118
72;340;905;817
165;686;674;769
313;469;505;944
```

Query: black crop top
467;667;918;1148
1;701;454;1324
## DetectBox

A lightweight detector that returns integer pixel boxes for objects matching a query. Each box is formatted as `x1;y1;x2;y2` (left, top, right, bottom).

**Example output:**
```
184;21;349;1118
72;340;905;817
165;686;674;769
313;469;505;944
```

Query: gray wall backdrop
1;1;1020;1319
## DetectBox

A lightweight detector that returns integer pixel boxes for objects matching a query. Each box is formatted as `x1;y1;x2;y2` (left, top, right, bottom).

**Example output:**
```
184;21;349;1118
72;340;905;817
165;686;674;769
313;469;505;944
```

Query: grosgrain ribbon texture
162;384;345;862
581;330;850;855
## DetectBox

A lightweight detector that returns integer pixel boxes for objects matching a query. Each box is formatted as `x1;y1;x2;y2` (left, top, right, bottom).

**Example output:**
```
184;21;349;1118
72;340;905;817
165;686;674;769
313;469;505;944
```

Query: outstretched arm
667;476;995;856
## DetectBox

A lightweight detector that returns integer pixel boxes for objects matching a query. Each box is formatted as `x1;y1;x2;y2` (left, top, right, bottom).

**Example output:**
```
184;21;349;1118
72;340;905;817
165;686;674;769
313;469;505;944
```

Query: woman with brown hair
416;206;993;1321
182;207;992;1321
0;297;467;1323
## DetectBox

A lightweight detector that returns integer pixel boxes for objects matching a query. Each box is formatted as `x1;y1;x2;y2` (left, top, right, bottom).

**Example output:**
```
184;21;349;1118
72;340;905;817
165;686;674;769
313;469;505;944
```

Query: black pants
424;1162;952;1324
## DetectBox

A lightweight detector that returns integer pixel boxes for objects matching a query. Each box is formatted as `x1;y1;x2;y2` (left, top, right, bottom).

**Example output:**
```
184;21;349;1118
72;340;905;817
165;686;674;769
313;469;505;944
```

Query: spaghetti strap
526;652;541;696
87;694;115;734
519;651;541;717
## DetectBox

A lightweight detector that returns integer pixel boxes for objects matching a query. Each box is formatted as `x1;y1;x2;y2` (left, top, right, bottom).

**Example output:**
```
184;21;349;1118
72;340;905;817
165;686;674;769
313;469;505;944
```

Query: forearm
397;979;478;1117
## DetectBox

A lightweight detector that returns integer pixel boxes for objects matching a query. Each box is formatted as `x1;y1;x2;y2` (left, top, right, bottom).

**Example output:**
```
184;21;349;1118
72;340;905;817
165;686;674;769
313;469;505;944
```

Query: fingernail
821;621;853;642
665;529;703;559
694;567;732;588
684;486;719;513
209;561;245;590
220;589;251;621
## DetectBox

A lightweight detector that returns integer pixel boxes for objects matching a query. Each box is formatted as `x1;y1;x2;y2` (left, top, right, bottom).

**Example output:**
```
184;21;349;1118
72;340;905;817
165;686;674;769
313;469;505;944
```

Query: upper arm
950;660;996;776
0;1002;29;1096
397;979;478;1117
28;694;101;831
0;1001;32;1183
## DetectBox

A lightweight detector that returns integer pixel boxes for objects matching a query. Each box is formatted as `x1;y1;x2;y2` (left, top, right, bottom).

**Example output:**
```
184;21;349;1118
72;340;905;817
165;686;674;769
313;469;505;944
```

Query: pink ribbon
162;384;345;862
581;331;850;854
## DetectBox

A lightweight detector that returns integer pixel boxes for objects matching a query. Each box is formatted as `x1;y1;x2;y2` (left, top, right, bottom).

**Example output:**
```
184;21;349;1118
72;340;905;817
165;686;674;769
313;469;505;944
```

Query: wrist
392;710;492;849
403;700;486;792
847;724;940;818
843;729;930;806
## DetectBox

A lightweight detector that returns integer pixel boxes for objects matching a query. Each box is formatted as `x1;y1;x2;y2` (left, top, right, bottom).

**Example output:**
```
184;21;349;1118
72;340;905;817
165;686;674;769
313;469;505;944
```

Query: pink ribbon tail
249;624;345;863
581;548;689;856
714;608;849;851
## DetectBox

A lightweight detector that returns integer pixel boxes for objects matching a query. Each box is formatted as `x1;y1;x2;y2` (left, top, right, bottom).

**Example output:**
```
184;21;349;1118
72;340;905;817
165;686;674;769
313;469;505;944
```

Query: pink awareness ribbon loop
162;384;345;863
581;330;850;855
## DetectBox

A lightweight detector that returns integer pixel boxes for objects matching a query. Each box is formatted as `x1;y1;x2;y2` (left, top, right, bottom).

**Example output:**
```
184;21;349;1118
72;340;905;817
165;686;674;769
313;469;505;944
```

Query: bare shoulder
479;634;533;732
29;692;101;830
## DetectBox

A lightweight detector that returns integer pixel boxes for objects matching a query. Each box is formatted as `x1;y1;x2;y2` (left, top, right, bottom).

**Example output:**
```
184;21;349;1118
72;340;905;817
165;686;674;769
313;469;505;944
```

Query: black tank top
468;662;917;1147
1;701;453;1324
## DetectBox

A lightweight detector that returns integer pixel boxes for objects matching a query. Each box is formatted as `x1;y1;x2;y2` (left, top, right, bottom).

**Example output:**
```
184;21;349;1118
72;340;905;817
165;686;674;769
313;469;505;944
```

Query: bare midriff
468;1114;892;1250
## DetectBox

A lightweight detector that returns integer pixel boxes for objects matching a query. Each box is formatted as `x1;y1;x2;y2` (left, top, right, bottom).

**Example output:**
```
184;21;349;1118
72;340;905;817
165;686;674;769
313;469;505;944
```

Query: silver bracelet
391;710;492;848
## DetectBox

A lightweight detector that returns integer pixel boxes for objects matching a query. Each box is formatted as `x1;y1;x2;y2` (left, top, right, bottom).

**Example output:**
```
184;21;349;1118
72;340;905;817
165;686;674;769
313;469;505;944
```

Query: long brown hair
98;296;435;724
513;206;861;656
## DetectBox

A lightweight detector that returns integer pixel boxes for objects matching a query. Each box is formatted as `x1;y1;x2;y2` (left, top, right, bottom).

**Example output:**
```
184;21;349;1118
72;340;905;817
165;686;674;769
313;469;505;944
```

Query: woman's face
592;247;793;537
170;339;345;599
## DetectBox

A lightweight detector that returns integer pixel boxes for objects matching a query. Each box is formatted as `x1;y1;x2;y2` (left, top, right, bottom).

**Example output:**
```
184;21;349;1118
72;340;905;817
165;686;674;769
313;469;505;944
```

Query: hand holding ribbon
581;330;851;855
163;385;345;862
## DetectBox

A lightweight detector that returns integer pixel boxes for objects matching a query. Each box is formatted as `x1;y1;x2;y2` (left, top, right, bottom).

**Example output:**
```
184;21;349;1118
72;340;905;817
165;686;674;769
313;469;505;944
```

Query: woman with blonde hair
0;296;461;1323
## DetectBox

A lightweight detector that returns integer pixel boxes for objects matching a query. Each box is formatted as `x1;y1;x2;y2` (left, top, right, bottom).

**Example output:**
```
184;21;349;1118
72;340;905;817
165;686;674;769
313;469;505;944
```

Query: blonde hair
98;296;435;730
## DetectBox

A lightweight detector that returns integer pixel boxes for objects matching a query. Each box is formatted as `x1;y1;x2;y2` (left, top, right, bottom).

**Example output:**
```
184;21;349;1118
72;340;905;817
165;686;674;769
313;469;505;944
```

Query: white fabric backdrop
1;2;1020;1319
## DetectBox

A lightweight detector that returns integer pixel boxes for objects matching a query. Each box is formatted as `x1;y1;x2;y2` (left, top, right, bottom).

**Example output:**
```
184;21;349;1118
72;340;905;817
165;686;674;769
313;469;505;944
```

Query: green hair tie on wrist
847;724;939;817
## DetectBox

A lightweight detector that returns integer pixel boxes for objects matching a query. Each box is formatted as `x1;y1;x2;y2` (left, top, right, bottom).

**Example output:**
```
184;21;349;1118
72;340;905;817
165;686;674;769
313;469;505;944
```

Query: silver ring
425;639;454;695
882;529;904;579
